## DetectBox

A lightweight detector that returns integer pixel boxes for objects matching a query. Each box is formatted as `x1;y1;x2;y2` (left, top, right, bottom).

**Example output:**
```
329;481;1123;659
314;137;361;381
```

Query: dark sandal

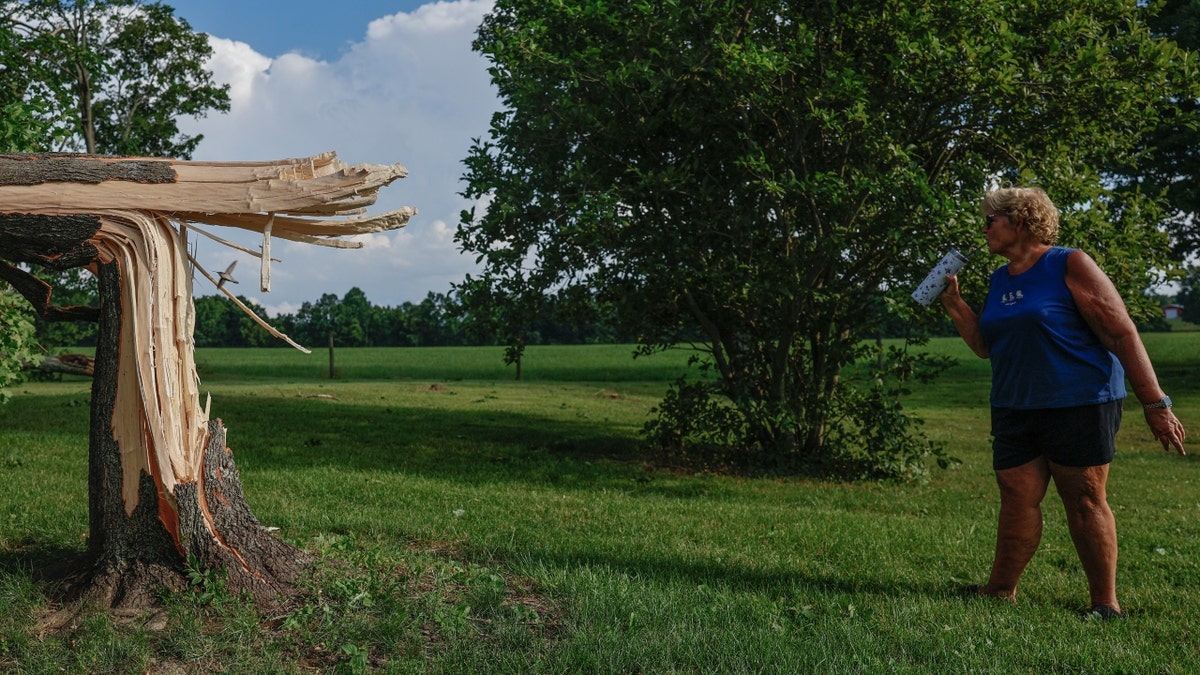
957;584;985;597
1082;605;1126;621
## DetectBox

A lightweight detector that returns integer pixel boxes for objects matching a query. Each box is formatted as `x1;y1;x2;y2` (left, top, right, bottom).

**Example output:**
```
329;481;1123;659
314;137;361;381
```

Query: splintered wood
0;152;414;516
95;212;208;512
0;151;413;220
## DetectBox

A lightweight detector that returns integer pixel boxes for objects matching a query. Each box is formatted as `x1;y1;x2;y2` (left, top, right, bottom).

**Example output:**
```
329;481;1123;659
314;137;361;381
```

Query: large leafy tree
0;93;46;402
1;0;229;156
459;0;1196;478
1137;0;1200;257
2;0;230;350
0;285;36;404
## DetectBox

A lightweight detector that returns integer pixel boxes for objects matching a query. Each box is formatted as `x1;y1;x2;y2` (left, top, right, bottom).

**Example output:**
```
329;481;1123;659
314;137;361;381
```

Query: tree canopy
459;0;1197;478
0;286;35;404
1;0;232;360
1138;0;1200;258
1;0;229;157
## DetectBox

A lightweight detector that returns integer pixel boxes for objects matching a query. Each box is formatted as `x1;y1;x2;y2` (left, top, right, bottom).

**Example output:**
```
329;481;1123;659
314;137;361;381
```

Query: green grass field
1;337;1198;673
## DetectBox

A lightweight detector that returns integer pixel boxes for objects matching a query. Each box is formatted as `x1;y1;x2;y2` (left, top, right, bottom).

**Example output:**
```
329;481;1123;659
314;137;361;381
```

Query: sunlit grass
1;340;1197;672
192;343;697;383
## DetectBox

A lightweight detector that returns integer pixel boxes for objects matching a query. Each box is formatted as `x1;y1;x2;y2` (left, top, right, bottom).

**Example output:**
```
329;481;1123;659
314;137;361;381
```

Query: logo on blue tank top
1001;289;1025;305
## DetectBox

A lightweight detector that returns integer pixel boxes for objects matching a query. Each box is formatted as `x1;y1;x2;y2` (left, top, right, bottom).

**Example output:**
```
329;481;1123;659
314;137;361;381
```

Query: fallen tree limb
25;353;96;377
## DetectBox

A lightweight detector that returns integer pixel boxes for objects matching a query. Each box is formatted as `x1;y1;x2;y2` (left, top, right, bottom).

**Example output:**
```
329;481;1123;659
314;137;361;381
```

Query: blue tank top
978;246;1126;409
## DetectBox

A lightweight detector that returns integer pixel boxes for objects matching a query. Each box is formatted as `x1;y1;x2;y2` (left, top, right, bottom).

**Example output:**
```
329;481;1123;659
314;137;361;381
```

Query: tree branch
0;260;99;322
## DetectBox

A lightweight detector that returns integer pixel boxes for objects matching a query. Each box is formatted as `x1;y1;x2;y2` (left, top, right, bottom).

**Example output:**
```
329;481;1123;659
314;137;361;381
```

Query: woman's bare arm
940;274;989;358
1065;250;1186;454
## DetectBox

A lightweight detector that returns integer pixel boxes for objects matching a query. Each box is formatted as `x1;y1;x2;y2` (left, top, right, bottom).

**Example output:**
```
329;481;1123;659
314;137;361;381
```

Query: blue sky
161;1;497;317
166;1;430;62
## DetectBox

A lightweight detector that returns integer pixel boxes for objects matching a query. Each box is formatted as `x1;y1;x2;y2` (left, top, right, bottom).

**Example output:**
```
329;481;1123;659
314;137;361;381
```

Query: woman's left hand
1145;408;1187;455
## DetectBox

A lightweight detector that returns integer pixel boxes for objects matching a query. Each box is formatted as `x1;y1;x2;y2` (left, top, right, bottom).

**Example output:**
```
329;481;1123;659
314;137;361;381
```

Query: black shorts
990;400;1123;471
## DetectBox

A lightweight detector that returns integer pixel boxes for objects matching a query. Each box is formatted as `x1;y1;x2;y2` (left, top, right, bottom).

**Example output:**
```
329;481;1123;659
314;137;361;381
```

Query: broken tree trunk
0;152;415;611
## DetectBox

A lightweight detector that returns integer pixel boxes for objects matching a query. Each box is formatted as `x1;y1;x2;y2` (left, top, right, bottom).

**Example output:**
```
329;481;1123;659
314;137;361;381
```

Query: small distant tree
454;272;543;379
294;293;345;377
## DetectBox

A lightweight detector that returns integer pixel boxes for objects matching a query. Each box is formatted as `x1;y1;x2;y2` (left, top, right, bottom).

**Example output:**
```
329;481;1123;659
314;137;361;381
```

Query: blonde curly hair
982;187;1059;245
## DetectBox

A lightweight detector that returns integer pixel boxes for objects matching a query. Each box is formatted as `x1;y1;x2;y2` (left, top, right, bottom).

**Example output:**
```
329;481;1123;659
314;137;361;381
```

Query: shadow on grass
180;393;660;491
0;392;959;610
205;398;955;598
0;543;85;576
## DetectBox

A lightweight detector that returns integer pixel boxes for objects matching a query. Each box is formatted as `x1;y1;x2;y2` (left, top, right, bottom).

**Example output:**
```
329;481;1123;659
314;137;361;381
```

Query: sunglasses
984;212;1006;228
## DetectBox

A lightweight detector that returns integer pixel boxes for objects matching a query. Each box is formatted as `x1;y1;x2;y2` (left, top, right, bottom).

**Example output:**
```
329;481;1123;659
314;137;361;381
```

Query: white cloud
179;0;497;312
202;38;271;103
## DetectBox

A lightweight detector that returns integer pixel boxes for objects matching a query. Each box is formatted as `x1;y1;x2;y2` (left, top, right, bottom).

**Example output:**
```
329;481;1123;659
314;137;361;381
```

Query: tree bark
0;154;177;186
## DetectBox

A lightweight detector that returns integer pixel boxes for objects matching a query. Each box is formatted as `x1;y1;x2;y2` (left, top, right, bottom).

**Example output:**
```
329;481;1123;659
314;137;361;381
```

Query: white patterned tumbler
911;249;969;306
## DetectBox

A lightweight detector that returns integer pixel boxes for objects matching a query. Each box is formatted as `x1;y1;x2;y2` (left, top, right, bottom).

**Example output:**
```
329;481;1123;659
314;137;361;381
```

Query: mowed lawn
1;337;1198;673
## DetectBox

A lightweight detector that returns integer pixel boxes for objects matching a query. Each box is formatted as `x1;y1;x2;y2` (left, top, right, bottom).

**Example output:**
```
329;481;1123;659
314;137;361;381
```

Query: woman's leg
984;456;1052;601
1049;461;1120;612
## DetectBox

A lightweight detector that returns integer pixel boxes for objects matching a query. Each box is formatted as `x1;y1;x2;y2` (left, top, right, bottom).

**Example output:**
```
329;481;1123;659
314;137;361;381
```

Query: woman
940;186;1186;619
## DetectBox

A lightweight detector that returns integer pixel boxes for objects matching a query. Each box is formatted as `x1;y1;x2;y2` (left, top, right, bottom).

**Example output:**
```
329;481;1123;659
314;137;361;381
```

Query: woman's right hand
941;274;962;305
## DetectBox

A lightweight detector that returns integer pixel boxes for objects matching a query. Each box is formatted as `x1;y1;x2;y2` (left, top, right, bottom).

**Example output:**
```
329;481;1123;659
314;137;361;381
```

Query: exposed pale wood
0;157;409;218
87;212;206;514
171;207;417;246
184;222;281;260
261;215;273;291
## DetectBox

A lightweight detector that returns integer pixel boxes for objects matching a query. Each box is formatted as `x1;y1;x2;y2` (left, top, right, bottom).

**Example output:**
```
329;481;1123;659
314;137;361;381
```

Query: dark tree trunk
75;262;188;603
328;329;335;378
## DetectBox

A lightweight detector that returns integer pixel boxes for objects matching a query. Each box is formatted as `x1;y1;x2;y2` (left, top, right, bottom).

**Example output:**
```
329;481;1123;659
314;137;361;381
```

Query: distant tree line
191;287;629;349
38;282;626;349
32;274;1195;353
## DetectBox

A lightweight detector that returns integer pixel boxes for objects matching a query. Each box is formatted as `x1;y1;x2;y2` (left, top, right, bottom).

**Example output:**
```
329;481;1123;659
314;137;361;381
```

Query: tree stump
0;152;415;613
